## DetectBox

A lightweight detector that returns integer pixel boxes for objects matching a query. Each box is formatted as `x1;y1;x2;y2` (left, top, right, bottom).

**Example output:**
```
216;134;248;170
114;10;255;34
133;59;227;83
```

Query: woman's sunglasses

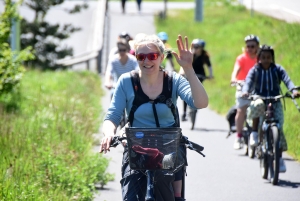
136;53;160;61
118;48;127;52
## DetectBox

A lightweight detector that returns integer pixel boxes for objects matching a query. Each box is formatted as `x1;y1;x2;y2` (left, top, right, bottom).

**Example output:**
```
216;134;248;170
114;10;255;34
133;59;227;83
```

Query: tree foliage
21;0;88;69
0;0;34;95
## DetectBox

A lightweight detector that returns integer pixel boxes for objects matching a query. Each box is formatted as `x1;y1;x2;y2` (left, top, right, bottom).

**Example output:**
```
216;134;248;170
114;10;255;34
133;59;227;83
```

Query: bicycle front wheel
260;145;268;179
269;126;280;185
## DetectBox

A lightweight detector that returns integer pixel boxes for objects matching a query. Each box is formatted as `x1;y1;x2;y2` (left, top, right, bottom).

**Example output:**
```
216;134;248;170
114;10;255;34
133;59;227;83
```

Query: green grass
155;0;300;160
0;70;113;200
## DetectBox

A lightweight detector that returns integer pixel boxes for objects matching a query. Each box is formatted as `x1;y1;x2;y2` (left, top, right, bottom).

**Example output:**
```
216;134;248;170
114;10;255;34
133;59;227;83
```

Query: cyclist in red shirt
231;35;260;149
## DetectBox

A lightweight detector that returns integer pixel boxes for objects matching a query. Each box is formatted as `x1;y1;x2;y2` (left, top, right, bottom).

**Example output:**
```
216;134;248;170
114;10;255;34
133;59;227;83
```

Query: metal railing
56;0;108;73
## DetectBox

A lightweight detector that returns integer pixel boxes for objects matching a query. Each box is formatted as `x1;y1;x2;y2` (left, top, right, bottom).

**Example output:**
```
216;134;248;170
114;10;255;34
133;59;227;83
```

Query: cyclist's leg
182;101;188;121
273;102;287;152
233;91;250;149
121;148;147;201
136;0;142;11
121;0;126;13
235;90;250;137
272;101;287;172
153;171;175;201
172;167;184;198
246;99;265;146
236;105;248;136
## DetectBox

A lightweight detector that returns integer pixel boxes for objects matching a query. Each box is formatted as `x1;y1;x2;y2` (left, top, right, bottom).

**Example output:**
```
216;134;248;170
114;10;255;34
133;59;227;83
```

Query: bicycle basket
125;127;182;171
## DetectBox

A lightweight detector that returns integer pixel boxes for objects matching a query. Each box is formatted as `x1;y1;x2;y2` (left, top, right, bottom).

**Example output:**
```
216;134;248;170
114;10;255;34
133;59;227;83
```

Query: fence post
10;1;20;52
97;49;102;74
195;0;203;22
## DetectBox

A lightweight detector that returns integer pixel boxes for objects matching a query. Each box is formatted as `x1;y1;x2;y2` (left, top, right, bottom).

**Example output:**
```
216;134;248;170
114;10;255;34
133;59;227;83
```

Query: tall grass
0;70;113;200
155;0;300;160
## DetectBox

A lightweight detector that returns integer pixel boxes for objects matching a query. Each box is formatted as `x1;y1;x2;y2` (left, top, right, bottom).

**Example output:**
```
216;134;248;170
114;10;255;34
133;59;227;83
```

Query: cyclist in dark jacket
242;45;299;172
180;39;213;121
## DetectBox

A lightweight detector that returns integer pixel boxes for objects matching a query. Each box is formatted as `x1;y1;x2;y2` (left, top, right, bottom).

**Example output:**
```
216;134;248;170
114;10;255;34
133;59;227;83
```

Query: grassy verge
155;0;300;160
0;70;113;200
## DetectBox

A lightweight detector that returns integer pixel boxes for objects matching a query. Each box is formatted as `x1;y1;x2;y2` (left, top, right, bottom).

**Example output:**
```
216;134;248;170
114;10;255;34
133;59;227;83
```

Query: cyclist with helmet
231;34;260;149
109;32;133;59
242;45;299;172
157;32;175;71
180;38;213;121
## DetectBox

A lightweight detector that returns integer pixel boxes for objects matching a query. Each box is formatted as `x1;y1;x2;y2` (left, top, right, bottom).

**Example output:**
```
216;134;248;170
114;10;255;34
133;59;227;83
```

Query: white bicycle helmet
191;39;205;48
244;34;260;43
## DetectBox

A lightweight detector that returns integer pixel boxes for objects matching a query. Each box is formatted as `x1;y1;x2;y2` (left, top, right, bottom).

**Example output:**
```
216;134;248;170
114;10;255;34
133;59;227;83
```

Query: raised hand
172;35;193;70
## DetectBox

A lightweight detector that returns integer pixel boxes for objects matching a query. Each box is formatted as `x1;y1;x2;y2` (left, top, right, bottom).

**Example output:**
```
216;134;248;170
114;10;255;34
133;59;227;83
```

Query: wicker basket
125;127;182;171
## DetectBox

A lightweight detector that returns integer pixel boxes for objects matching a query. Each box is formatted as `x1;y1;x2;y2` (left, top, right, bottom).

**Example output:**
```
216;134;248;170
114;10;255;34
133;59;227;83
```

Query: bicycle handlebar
230;81;245;87
109;135;206;156
110;136;126;148
243;93;300;112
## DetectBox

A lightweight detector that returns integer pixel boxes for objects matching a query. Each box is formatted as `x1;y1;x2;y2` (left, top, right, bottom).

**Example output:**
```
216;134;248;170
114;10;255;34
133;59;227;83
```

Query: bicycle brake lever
110;136;121;148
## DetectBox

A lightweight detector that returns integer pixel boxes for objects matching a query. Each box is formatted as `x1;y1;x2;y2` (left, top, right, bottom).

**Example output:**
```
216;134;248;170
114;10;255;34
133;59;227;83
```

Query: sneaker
233;137;242;150
249;131;258;147
181;113;187;121
279;158;286;173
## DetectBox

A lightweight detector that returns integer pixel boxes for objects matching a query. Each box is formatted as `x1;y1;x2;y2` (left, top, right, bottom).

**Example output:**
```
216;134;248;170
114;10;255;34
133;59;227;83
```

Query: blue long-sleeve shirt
104;71;197;128
243;64;296;96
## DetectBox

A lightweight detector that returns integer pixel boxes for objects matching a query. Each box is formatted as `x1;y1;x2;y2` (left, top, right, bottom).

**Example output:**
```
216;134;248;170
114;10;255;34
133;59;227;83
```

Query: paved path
94;1;300;201
241;0;300;23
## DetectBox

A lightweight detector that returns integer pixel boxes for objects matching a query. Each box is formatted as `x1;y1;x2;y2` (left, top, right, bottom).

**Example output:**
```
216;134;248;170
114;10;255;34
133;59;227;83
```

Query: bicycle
227;81;253;157
246;87;300;185
109;128;205;201
189;74;210;130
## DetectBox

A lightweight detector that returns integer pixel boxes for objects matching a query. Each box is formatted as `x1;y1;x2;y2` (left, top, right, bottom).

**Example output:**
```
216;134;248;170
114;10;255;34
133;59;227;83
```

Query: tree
20;0;88;69
0;0;34;95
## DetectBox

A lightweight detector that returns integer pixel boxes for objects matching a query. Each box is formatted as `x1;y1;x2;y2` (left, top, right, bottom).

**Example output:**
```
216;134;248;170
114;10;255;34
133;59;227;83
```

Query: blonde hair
134;34;165;54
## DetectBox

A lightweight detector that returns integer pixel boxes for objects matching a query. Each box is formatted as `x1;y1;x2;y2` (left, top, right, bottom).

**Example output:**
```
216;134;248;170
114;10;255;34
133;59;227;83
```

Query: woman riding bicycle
231;34;260;150
100;34;208;201
179;38;213;121
242;45;300;172
105;38;139;92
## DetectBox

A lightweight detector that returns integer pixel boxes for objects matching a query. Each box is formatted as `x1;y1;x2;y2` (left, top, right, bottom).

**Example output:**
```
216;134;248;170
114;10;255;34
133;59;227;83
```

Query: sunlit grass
0;70;113;200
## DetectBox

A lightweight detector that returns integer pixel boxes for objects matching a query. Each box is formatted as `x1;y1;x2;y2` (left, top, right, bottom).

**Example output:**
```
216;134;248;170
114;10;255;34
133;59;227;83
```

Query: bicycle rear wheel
269;126;280;185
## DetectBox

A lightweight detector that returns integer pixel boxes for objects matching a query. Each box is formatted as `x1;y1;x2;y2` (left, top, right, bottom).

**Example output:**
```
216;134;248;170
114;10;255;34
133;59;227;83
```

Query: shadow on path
277;180;300;188
192;127;229;133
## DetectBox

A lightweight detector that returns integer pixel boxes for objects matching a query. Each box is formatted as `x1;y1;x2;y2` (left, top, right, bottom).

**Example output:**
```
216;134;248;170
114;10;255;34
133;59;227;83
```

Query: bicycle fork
145;170;155;201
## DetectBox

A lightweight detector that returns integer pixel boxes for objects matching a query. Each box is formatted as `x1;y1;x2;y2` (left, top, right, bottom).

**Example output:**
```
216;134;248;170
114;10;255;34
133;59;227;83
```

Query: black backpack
128;70;179;127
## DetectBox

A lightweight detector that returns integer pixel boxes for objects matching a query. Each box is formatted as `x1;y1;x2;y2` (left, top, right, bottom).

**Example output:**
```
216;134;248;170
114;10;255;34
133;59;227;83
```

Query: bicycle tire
248;143;255;158
260;151;268;179
190;110;196;130
243;131;249;156
270;126;280;185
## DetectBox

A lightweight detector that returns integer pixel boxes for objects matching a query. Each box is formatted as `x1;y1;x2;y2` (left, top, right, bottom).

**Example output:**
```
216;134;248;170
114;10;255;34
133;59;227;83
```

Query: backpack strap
128;70;179;127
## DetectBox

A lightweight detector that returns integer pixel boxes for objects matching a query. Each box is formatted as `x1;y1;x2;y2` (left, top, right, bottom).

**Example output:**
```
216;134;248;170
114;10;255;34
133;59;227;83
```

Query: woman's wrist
183;68;196;79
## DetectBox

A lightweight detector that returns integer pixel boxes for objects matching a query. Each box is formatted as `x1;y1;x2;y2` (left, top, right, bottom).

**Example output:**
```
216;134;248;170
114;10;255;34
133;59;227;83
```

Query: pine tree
0;0;34;94
21;0;88;69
